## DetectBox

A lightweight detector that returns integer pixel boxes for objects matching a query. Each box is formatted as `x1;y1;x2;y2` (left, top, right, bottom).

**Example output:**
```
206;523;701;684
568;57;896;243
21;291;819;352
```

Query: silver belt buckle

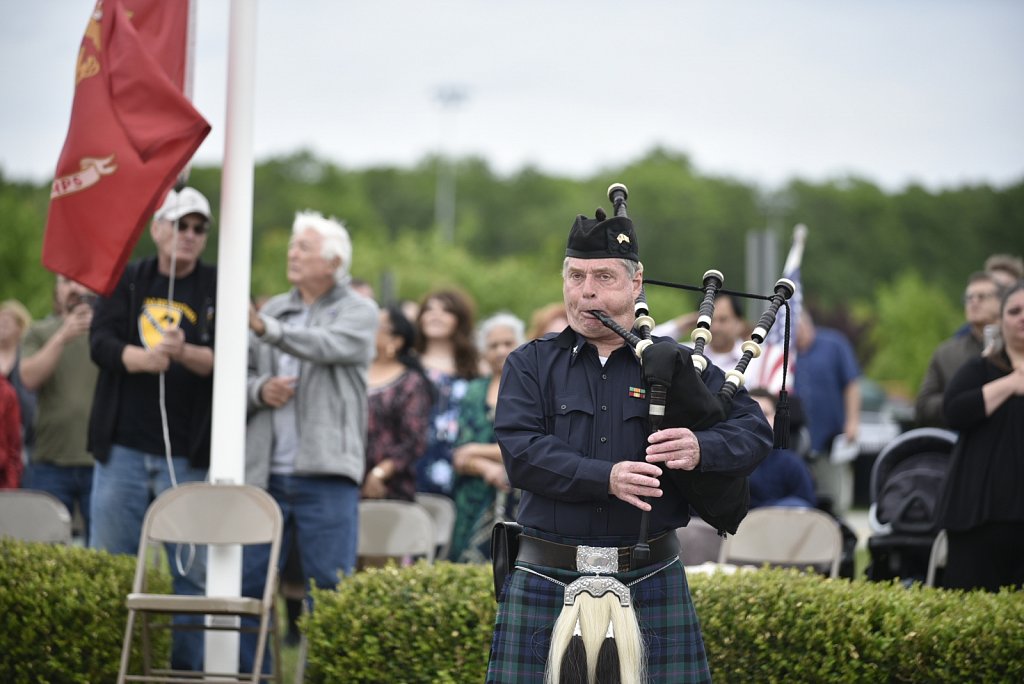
575;544;619;574
563;576;631;606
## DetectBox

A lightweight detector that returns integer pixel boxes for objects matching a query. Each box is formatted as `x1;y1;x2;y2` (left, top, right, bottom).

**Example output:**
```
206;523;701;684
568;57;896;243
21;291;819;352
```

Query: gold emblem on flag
76;8;103;84
76;48;100;83
139;303;183;350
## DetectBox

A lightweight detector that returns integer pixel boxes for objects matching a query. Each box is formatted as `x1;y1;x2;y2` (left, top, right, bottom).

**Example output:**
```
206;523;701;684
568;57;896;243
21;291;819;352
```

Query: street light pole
434;85;467;243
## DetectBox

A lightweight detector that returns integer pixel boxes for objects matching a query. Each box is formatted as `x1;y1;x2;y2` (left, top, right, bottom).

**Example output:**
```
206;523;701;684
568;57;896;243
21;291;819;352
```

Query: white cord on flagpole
162;216;179;490
163;202;196;577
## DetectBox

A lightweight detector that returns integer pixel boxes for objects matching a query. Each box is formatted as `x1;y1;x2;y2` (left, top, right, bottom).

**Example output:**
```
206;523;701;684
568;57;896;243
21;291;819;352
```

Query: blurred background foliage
1;147;1020;398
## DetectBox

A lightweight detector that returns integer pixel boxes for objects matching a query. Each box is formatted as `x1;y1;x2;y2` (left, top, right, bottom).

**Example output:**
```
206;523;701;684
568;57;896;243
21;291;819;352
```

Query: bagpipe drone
594;183;794;545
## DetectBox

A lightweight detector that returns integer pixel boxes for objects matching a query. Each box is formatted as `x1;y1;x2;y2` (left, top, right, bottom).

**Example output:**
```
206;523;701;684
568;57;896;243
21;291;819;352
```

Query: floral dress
415;368;469;497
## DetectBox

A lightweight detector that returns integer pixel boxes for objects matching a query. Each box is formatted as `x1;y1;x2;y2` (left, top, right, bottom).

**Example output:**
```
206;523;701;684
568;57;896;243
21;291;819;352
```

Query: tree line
1;147;1020;397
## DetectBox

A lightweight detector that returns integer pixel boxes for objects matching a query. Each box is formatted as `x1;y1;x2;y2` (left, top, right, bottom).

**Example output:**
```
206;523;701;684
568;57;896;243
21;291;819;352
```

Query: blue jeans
89;444;208;671
239;474;359;673
23;462;94;544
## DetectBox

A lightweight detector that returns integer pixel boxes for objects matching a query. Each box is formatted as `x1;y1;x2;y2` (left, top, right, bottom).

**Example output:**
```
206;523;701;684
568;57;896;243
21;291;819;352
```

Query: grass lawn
279;642;301;684
274;599;303;684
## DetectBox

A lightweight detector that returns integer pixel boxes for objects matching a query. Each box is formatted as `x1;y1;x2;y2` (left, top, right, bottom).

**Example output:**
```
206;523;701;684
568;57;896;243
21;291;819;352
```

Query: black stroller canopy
869;427;957;535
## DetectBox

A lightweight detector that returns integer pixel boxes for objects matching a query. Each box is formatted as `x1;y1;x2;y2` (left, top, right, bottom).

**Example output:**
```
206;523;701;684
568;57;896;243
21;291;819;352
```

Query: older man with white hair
241;210;378;672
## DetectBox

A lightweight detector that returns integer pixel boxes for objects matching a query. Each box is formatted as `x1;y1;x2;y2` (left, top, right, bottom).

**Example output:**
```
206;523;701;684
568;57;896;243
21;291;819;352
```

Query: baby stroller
865;427;956;584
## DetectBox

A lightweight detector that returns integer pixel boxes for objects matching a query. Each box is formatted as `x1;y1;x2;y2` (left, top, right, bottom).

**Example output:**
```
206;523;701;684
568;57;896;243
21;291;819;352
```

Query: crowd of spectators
1;186;1021;672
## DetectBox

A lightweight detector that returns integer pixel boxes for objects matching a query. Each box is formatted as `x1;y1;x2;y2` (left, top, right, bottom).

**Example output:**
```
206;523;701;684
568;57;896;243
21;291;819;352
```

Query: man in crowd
20;276;99;540
241;210;378;671
649;293;766;385
984;253;1023;291
948;254;1020;344
88;186;217;671
487;207;771;682
793;311;861;515
915;271;1002;428
702;293;771;387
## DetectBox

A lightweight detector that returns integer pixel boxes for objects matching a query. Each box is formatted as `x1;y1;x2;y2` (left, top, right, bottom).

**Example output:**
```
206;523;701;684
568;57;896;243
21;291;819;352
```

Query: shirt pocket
621;397;651;456
549;391;594;449
622;397;649;424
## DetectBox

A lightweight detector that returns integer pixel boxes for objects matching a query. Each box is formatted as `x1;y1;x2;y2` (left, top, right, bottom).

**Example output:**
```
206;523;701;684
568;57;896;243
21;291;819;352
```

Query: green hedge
0;539;171;683
693;569;1024;682
306;562;1024;683
2;543;1021;683
305;561;496;683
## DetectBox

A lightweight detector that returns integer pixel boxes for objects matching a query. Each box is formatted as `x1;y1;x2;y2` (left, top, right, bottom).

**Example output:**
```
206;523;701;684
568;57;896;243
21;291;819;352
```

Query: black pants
944;522;1024;592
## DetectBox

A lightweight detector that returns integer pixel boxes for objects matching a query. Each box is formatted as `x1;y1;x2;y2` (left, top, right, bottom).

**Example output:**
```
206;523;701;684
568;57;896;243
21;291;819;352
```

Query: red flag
43;0;210;295
123;0;192;91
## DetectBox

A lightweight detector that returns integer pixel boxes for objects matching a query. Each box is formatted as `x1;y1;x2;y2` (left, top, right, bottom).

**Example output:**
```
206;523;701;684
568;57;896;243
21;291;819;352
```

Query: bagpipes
594;182;794;543
543;183;795;684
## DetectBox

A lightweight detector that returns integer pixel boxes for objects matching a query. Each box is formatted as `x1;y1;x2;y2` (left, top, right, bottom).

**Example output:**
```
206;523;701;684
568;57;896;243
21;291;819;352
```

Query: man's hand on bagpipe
608;460;663;512
645;427;701;472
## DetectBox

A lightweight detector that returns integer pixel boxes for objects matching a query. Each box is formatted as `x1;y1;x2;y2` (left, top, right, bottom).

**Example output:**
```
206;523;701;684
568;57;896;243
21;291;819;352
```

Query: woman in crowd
363;305;434;501
525;302;568;340
413;289;479;497
939;281;1024;591
448;312;524;562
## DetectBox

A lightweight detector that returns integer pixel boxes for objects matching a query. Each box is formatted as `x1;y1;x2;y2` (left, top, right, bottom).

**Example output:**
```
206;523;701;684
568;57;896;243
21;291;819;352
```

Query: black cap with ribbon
565;208;639;262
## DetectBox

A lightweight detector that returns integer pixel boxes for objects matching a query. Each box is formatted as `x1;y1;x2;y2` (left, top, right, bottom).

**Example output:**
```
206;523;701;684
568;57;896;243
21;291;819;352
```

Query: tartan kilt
486;559;710;683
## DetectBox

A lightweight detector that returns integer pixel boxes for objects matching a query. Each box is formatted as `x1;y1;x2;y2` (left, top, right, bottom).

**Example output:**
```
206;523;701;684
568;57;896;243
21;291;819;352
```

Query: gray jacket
245;283;379;487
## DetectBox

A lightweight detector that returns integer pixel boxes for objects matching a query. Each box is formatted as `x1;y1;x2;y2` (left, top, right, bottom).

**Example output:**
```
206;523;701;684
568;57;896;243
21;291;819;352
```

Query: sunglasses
176;219;209;235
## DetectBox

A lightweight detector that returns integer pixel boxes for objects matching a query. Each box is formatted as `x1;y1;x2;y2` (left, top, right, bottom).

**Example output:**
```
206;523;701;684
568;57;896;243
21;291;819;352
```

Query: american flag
753;225;806;393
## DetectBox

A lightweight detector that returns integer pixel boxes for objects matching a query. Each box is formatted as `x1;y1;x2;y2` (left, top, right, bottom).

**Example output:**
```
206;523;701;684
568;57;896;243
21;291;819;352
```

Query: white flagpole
184;0;197;100
205;0;258;672
783;224;807;276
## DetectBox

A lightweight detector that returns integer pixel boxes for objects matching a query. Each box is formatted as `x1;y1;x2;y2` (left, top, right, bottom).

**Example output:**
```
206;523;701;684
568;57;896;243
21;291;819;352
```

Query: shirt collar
555;326;638;367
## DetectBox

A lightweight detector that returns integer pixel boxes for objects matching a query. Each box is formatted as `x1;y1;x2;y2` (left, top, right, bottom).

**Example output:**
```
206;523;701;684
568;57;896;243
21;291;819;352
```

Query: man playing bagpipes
486;186;774;684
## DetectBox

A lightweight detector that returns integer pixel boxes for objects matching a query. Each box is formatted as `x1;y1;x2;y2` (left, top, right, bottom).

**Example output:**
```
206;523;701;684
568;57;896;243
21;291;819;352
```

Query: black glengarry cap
565;207;639;262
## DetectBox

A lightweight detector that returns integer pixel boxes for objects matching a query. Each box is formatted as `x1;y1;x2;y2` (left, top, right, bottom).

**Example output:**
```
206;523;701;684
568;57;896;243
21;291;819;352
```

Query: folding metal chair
357;499;436;563
718;506;844;578
677;516;724;567
117;483;283;683
414;492;457;560
0;489;72;544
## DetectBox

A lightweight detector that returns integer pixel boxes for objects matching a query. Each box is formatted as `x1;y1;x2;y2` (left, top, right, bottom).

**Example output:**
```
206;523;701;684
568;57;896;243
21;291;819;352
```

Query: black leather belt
516;532;679;573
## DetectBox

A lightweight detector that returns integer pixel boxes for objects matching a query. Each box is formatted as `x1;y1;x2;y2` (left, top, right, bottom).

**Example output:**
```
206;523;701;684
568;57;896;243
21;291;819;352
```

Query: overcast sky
3;1;1023;191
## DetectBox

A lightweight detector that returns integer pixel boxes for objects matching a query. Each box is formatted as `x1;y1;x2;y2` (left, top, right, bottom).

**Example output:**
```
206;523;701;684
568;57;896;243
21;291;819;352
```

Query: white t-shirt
705;339;765;390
